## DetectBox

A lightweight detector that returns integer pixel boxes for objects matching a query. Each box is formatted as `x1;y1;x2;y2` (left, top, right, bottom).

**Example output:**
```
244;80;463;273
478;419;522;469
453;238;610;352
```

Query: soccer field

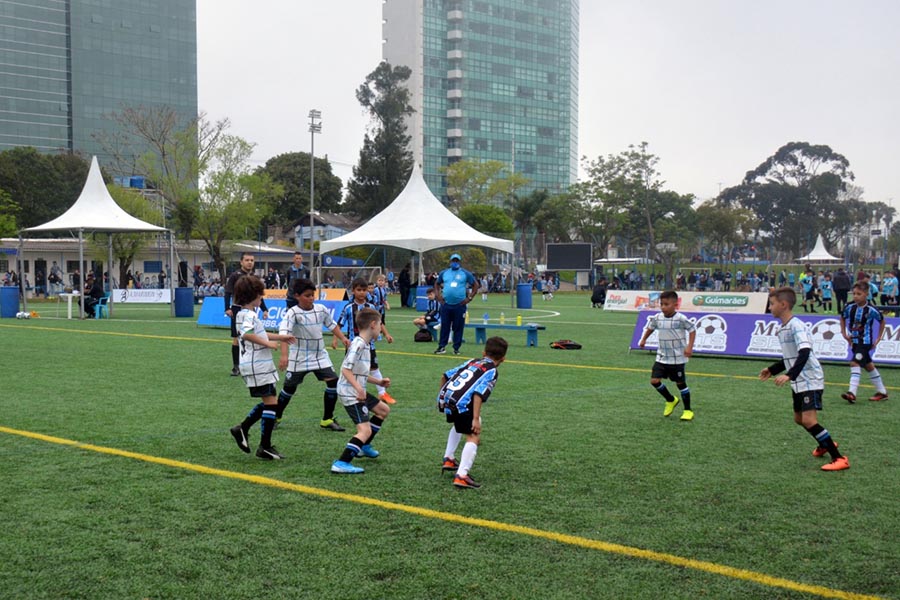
1;294;898;599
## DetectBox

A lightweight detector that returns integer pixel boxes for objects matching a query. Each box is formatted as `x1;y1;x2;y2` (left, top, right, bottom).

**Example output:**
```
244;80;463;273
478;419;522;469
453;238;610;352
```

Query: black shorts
343;393;381;424
792;389;823;413
284;367;338;387
249;383;277;398
229;304;241;338
651;362;687;383
805;290;816;301
850;344;874;367
446;410;477;435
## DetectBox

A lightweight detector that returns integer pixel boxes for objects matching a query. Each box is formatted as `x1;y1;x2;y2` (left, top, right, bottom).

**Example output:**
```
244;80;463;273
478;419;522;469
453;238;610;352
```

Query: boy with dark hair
840;282;888;403
229;275;295;460
275;278;351;431
412;287;441;334
760;287;849;471
799;269;818;313
224;253;268;376
439;336;508;489
820;273;834;313
638;290;697;421
331;308;392;474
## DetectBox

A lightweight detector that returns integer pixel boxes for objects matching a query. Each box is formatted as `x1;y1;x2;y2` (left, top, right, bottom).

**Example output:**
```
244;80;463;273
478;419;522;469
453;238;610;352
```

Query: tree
256;152;343;226
442;159;530;209
344;62;414;218
0;188;18;236
695;201;757;264
0;148;92;229
508;190;548;270
458;204;514;239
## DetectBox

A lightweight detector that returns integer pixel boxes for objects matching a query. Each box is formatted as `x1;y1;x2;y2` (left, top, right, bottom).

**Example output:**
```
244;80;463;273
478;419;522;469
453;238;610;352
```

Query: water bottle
483;312;489;324
465;311;470;324
500;311;506;325
516;313;522;326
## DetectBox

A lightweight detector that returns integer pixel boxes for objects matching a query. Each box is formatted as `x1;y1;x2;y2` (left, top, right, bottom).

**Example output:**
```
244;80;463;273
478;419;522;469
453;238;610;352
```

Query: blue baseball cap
450;253;461;261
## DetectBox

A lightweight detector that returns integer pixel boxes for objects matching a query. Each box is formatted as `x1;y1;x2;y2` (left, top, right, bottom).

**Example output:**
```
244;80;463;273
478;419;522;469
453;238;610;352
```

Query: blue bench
465;323;546;347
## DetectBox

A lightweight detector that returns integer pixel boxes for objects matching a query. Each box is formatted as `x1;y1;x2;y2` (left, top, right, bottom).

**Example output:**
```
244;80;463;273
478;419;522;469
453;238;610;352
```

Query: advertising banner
630;311;900;365
196;297;348;332
113;288;172;303
604;290;768;314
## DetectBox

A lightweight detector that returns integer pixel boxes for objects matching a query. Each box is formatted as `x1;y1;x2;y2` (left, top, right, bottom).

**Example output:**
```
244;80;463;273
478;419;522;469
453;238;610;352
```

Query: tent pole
18;232;26;313
169;230;176;317
107;234;114;317
78;228;85;318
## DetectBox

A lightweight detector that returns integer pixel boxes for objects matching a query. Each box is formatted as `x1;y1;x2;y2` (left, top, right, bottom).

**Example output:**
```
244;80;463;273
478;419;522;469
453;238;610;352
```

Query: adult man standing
398;264;412;307
832;268;852;314
284;251;311;310
434;253;479;355
224;252;268;376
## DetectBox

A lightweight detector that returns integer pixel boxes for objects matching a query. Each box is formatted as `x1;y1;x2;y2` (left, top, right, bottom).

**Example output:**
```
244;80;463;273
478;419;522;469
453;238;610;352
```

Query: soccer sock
338;436;365;463
849;366;861;394
868;368;887;394
653;382;675;402
260;405;277;448
277;386;296;419
231;344;239;367
458;441;478;477
806;424;841;460
323;386;338;421
365;416;384;445
371;368;386;395
241;403;264;430
444;427;462;459
677;382;691;410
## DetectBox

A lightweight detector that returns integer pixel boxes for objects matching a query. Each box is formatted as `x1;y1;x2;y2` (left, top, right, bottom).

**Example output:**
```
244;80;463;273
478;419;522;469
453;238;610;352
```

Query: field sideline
1;293;897;599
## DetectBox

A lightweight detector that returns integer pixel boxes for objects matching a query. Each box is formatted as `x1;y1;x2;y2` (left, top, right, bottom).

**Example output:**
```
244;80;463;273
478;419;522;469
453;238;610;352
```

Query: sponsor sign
196;296;348;332
631;311;900;365
604;290;768;314
113;288;172;303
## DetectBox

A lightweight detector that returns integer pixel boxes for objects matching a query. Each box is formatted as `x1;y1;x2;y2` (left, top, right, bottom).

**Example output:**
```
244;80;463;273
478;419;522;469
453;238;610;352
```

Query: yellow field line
0;424;882;600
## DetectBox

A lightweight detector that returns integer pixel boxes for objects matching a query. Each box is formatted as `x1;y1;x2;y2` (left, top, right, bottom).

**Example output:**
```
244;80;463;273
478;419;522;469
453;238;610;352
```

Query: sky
197;0;900;206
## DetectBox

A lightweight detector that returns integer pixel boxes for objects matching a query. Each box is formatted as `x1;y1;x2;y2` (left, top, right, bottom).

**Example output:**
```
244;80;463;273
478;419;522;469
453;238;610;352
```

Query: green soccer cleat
663;398;680;417
680;410;694;422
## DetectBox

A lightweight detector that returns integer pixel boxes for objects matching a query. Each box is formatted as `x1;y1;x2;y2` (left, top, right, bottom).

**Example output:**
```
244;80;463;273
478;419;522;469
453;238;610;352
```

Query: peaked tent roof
796;234;842;262
24;156;167;233
318;164;514;255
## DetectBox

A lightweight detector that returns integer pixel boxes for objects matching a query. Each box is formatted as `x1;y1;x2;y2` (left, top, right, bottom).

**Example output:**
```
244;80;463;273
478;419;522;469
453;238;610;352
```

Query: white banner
604;290;769;314
113;288;173;303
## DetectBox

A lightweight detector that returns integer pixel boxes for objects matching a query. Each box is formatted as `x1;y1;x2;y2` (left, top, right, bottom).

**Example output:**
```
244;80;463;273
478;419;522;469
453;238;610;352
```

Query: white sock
444;428;462;459
372;368;386;395
869;368;887;394
458;441;478;477
849;366;861;394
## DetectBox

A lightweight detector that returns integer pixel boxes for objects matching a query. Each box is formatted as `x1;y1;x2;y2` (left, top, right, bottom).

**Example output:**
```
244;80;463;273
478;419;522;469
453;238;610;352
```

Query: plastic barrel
174;287;194;318
414;285;431;311
0;286;18;318
516;283;533;309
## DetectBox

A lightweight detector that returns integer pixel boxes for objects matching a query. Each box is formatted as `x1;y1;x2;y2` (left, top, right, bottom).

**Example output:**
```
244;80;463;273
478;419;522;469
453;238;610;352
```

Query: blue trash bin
174;287;194;318
414;285;431;311
0;286;18;318
516;283;533;309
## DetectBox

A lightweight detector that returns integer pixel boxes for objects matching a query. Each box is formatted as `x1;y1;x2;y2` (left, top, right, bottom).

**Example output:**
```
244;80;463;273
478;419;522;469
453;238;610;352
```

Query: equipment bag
550;339;582;350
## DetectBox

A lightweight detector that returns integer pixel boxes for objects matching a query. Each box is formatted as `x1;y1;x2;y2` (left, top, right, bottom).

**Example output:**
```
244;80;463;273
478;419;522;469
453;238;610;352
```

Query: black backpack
414;329;433;342
550;339;582;350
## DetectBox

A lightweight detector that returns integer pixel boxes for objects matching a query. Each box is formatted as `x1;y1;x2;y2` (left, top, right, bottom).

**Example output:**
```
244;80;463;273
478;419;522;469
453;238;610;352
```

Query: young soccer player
840;282;888;403
412;287;441;333
820;273;834;313
638;290;697;421
275;278;351;431
372;274;390;319
228;275;296;460
880;270;898;306
760;287;849;471
331;308;392;474
438;336;508;489
335;278;396;404
800;270;818;313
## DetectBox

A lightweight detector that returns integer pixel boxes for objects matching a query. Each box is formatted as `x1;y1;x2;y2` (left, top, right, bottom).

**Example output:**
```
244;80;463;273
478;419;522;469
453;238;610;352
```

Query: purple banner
631;311;900;365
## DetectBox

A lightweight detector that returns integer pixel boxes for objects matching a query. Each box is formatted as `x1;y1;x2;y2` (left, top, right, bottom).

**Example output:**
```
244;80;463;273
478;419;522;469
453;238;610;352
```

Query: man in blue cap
434;252;479;355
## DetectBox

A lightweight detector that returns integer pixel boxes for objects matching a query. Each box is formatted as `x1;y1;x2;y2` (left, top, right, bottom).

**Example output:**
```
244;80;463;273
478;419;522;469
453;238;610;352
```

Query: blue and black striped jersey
437;357;499;414
842;302;883;344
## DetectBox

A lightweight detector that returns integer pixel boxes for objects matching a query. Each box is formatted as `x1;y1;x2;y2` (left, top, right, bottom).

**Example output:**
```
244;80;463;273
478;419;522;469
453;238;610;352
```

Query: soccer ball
15;311;29;319
696;314;727;336
811;319;842;341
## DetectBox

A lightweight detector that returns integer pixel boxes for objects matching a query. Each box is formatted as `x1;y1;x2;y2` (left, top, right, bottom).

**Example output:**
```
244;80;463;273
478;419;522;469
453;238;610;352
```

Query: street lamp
308;109;322;285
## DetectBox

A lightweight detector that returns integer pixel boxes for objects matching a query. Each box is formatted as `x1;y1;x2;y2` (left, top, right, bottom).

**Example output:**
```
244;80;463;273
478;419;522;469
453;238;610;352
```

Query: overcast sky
197;0;900;206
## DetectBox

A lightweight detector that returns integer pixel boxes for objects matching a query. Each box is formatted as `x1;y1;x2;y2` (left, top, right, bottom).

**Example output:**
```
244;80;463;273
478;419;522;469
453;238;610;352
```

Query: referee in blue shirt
434;253;479;355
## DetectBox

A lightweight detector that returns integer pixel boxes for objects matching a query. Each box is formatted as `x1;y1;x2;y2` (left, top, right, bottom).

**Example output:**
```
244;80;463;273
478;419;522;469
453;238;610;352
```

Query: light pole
308;109;322;285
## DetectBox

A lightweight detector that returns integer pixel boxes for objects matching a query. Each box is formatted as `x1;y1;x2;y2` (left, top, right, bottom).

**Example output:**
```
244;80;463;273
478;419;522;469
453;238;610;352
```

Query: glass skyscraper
383;0;578;201
0;0;196;169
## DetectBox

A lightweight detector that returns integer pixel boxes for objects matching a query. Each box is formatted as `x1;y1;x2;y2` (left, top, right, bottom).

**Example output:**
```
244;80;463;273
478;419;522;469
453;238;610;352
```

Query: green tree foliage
344;62;414;218
508;189;548;270
457;204;514;238
0;188;19;236
0;148;92;229
695;201;757;265
442;159;530;209
256;152;343;226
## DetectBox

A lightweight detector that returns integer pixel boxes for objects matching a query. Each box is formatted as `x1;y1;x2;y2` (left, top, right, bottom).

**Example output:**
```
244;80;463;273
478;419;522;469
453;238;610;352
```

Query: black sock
806;423;841;460
677;383;691;410
339;436;365;463
231;344;239;368
260;405;278;448
323;386;337;421
653;382;675;402
366;416;384;445
277;388;295;419
241;403;264;430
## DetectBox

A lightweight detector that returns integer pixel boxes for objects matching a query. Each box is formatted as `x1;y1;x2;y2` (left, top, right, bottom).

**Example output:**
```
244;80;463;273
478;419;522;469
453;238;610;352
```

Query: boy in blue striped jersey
840;282;888;403
760;287;849;471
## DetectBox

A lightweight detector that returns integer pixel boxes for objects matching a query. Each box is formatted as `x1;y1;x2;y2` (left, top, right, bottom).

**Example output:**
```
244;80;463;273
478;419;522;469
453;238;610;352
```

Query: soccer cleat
320;419;346;432
663;398;680;417
256;446;284;460
379;392;397;405
359;444;380;458
841;391;856;404
821;456;850;471
331;460;364;474
453;474;481;489
869;392;889;402
453;349;460;355
812;443;837;458
434;347;447;355
680;410;694;422
230;366;240;377
441;457;460;472
229;425;250;454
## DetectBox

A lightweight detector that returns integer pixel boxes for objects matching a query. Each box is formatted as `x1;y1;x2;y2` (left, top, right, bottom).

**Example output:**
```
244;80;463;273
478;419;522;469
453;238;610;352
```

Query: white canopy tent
796;234;842;263
318;164;514;284
20;156;171;318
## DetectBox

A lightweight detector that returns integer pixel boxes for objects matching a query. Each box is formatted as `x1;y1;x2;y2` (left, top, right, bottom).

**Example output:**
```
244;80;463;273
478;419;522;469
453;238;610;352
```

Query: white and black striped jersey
777;317;825;393
237;308;279;387
337;337;371;406
279;303;337;372
646;312;696;365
